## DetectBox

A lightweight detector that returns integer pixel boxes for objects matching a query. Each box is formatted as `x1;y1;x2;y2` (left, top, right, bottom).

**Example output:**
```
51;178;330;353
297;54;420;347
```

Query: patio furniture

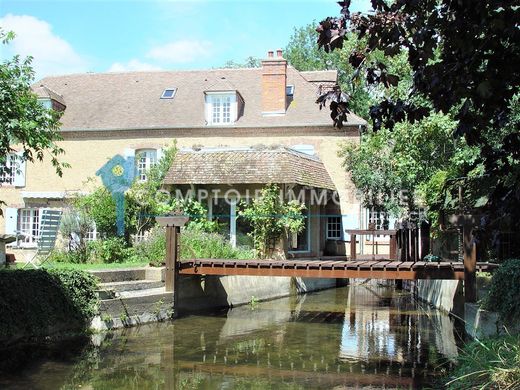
21;209;62;269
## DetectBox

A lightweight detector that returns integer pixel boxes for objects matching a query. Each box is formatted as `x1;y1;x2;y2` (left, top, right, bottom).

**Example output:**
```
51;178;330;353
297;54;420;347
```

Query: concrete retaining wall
414;279;464;315
178;275;340;312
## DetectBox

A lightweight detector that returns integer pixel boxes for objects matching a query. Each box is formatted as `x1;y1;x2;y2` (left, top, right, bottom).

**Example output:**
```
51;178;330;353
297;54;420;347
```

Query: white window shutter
204;96;212;124
5;207;18;235
156;148;164;163
13;152;26;187
123;148;135;158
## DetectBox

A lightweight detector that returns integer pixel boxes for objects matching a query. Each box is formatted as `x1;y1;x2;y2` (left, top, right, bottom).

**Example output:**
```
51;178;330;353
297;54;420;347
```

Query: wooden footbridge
178;258;498;281
156;214;499;311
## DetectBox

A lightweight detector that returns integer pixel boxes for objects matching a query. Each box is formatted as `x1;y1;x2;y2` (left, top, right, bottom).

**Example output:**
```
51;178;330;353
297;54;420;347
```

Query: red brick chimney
261;48;287;115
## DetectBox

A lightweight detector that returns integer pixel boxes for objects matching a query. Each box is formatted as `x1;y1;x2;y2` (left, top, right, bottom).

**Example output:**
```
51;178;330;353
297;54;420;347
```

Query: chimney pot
276;49;283;58
267;50;274;58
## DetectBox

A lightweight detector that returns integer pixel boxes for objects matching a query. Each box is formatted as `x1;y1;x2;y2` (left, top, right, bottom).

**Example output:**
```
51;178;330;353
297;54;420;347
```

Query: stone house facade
0;50;382;258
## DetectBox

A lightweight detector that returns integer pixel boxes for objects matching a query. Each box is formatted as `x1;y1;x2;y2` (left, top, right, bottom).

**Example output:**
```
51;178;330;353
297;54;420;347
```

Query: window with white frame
85;224;98;242
18;208;40;247
0;154;18;185
206;93;236;125
367;208;389;239
326;216;342;240
136;149;157;182
367;209;388;230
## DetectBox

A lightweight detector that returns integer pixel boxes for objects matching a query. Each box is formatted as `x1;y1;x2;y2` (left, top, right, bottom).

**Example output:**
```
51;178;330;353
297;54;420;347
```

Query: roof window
161;88;177;99
286;85;294;96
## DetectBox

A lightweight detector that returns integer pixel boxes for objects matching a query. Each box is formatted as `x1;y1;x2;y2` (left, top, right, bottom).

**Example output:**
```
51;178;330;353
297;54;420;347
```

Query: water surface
0;284;461;389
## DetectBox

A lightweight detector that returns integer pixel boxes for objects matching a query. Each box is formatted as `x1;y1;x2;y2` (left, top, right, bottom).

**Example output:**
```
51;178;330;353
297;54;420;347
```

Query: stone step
89;267;165;283
99;279;164;293
99;287;173;319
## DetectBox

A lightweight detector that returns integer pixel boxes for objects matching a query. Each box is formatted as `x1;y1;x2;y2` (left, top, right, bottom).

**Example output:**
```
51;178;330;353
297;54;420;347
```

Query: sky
0;0;371;81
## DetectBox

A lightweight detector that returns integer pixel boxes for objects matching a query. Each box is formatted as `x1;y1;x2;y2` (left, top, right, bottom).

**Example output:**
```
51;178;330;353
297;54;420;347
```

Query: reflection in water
0;284;460;389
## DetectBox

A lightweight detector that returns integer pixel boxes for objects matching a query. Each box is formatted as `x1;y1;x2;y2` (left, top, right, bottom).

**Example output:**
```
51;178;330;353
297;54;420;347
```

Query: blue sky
0;0;371;81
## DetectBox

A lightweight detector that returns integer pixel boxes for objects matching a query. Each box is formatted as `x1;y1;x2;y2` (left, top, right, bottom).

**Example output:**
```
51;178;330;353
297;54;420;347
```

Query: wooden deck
179;258;499;280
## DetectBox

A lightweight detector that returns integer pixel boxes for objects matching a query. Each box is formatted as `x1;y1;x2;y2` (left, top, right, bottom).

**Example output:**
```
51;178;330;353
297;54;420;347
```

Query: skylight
161;88;177;99
286;85;294;96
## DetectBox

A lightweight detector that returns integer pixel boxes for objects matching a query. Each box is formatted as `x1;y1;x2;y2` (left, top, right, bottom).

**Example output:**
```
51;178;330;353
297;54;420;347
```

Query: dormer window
161;88;176;99
205;92;241;125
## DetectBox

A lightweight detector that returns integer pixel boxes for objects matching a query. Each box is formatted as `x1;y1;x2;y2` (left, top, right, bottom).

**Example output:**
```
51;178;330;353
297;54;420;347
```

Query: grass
14;261;149;270
446;333;520;389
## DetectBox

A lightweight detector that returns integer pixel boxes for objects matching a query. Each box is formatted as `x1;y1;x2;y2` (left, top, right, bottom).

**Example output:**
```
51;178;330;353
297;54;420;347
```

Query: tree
0;29;69;210
285;23;373;118
339;113;458;223
222;56;261;68
316;1;520;247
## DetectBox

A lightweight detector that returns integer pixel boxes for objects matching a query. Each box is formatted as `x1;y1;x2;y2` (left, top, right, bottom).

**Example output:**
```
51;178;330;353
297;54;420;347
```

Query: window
136;149;157;182
368;209;388;231
0;154;17;185
18;208;40;247
206;93;236;125
326;216;342;240
161;88;177;99
85;224;98;242
286;85;294;96
211;95;231;124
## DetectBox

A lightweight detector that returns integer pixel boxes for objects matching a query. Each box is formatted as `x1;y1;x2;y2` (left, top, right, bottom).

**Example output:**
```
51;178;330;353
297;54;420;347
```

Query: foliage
316;1;520;244
134;226;255;267
158;197;219;233
482;259;520;324
126;143;177;235
339;113;457;220
73;186;126;239
238;184;306;258
284;23;374;118
446;334;520;390
0;268;98;343
222;56;261;68
0;28;69;210
48;237;140;265
88;237;138;264
59;209;95;260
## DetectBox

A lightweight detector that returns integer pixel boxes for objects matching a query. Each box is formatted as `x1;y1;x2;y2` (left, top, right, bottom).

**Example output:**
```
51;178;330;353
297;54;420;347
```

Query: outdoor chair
20;209;62;269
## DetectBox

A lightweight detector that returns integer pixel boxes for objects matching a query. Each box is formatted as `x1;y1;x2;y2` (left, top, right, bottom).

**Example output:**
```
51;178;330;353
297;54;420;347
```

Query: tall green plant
239;184;306;258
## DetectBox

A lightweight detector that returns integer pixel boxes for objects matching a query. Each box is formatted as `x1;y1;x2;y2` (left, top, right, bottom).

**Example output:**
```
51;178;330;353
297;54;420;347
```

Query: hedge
0;268;98;344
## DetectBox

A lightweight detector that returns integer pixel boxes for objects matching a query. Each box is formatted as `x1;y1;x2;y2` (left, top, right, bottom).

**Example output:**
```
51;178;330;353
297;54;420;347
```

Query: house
0;49;387;258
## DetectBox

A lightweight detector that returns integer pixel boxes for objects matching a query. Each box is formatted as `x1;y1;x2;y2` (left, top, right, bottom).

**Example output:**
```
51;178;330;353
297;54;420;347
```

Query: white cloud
146;39;212;63
0;14;88;79
108;59;162;72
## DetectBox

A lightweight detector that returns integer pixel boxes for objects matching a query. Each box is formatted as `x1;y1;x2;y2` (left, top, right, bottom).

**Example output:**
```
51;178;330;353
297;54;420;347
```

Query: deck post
156;214;189;316
463;222;477;303
389;233;397;260
350;234;357;260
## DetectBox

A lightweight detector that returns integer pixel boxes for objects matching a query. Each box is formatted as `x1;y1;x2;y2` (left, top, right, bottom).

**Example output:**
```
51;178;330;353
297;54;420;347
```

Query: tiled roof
34;67;366;131
164;147;337;190
32;84;66;106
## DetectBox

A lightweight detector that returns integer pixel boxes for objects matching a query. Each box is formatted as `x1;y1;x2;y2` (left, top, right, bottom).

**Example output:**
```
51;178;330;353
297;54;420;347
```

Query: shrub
88;237;138;264
482;258;520;323
446;334;520;390
134;226;255;267
0;269;98;343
